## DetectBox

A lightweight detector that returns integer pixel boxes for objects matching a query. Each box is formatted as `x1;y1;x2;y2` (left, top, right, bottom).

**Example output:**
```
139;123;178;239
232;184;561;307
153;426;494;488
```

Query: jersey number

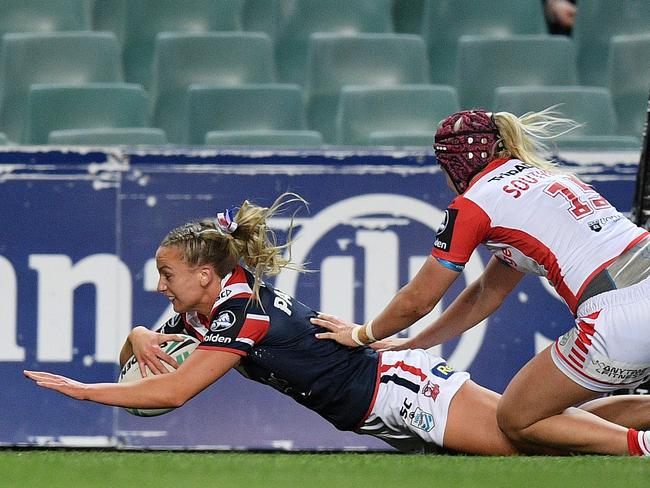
543;178;610;219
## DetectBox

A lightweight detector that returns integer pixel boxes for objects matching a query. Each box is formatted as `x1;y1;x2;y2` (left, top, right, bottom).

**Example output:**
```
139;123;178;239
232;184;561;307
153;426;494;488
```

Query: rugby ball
117;334;200;417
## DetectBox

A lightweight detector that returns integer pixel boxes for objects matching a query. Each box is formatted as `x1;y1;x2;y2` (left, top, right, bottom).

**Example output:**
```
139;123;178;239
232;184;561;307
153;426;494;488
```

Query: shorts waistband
577;235;650;309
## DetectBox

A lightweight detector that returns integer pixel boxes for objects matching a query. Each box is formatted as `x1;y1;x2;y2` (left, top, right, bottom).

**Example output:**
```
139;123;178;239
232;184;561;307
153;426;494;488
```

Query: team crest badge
210;310;236;332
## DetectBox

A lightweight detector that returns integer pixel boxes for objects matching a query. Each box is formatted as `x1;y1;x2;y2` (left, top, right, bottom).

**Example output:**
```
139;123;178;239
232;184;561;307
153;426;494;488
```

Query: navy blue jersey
158;265;379;431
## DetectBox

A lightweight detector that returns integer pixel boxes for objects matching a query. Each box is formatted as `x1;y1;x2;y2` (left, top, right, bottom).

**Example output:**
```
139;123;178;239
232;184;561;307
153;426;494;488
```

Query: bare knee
496;401;530;442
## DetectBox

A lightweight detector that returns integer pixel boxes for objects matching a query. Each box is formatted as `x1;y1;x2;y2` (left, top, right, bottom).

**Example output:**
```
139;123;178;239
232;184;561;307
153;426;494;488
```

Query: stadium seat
276;0;393;85
392;0;425;34
122;0;244;88
92;0;126;44
366;131;434;147
24;83;151;144
550;135;641;152
48;128;168;146
186;84;306;144
422;0;546;85
457;35;578;110
242;0;281;39
204;130;323;147
573;0;650;86
0;0;91;36
0;32;123;144
335;85;458;146
0;132;9;145
152;32;275;143
306;33;430;143
493;86;621;137
608;34;650;139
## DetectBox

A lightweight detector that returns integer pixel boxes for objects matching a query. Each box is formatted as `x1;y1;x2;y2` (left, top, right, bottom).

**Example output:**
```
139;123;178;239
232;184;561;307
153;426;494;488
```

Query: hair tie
215;207;238;234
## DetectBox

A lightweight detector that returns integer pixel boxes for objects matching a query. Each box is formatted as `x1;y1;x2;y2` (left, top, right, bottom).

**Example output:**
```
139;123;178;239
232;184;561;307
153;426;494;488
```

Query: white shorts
355;349;470;453
552;276;650;392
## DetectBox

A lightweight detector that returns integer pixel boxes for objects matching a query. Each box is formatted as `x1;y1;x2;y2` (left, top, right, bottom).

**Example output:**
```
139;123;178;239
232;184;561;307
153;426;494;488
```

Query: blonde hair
493;105;581;172
161;192;307;300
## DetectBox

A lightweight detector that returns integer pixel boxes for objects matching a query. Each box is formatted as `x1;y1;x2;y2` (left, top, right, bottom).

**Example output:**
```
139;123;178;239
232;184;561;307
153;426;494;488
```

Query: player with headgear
314;107;650;456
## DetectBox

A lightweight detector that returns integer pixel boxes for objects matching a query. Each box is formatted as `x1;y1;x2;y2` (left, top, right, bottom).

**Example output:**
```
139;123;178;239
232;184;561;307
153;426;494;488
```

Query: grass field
1;450;649;488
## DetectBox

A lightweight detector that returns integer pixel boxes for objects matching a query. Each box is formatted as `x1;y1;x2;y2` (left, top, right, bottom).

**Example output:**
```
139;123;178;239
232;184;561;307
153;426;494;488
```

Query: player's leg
496;346;631;454
579;394;650;430
443;379;563;455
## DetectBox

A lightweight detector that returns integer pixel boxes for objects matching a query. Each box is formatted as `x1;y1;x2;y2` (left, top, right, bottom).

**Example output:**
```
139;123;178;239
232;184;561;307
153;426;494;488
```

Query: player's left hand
23;370;88;400
312;313;362;347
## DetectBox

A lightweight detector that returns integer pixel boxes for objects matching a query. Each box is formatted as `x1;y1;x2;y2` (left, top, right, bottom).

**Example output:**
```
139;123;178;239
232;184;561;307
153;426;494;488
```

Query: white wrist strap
351;326;365;346
365;319;377;343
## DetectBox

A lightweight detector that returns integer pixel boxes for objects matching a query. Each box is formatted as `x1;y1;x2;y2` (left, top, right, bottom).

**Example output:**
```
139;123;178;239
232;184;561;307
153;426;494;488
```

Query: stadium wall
0;147;640;450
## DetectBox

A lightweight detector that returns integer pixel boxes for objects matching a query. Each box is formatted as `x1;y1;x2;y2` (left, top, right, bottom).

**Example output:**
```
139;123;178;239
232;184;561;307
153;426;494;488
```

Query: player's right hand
128;326;186;377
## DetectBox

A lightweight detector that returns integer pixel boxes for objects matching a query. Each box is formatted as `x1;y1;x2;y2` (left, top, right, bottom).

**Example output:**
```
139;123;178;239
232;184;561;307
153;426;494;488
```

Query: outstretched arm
402;256;525;350
25;349;240;410
314;256;460;347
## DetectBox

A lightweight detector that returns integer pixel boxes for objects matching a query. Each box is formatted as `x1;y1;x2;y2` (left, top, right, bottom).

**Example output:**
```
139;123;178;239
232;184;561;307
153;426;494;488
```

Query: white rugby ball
117;334;200;417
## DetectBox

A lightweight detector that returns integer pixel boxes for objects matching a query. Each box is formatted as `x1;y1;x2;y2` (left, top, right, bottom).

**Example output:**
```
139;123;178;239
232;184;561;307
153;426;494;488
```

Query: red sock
628;428;644;456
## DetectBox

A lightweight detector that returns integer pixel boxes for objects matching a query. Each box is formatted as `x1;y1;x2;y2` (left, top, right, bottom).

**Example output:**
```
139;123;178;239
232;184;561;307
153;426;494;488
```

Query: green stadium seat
242;0;281;39
392;0;425;34
573;0;650;86
457;35;578;111
48;128;167;146
0;32;123;144
122;0;244;88
204;130;323;147
550;135;641;152
493;86;621;136
152;32;275;143
366;131;433;147
24;83;150;144
0;132;9;145
335;85;458;146
422;0;546;85
608;34;650;139
186;84;306;145
0;0;91;36
306;33;429;143
276;0;393;85
92;0;126;44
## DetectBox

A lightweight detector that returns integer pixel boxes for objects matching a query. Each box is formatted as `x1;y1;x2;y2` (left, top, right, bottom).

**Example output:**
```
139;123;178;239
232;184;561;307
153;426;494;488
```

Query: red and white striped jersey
431;158;648;313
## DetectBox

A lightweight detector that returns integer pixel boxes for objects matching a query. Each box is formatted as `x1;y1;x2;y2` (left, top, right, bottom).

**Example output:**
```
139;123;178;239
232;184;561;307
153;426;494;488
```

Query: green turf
1;450;649;488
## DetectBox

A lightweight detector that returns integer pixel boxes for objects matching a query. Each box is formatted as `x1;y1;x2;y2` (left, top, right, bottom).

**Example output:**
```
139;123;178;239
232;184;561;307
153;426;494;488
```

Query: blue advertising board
0;147;641;449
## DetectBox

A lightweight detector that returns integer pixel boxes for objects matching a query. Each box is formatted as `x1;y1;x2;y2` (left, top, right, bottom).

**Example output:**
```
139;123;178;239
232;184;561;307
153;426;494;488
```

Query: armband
435;257;465;272
364;319;377;343
351;326;365;346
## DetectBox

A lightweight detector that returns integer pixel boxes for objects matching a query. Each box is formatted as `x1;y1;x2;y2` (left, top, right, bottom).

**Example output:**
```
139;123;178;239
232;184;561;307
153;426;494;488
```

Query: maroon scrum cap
433;110;504;194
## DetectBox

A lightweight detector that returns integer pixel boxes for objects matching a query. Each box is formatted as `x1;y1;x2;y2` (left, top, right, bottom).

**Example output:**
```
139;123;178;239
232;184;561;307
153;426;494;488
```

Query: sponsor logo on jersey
431;361;455;378
203;334;232;345
433;208;458;252
210;310;236;332
409;407;435;432
487;162;534;182
587;214;622;232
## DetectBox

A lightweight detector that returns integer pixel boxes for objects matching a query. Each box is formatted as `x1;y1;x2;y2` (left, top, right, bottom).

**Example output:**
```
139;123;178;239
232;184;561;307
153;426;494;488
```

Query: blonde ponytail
493;105;581;171
161;192;308;300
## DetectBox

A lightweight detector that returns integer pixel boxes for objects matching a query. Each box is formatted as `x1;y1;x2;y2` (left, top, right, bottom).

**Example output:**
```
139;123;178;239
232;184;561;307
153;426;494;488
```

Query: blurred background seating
48;128;168;146
306;33;429;143
0;0;645;147
185;83;308;145
24;83;151;144
335;85;458;146
204;130;323;147
151;32;275;144
457;35;578;110
0;31;123;144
